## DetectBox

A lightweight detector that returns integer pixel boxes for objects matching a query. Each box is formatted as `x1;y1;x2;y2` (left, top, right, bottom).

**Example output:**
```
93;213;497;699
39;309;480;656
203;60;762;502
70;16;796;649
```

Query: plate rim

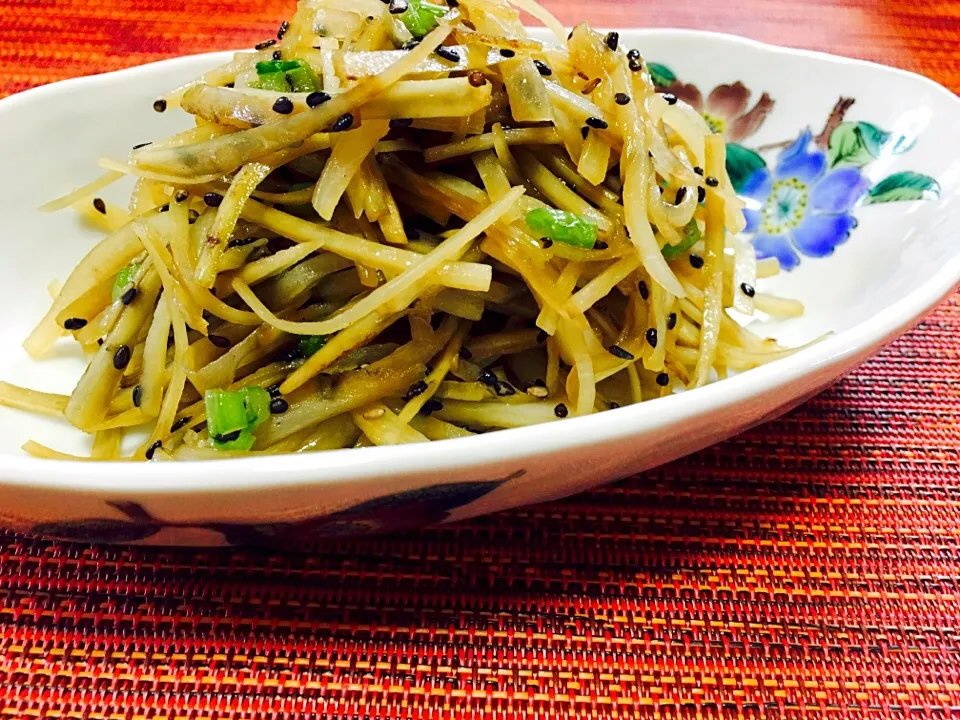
1;28;958;494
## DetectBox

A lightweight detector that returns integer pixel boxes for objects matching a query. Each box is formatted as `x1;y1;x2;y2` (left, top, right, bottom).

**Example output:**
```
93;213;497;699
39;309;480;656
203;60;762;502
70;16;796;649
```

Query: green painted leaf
725;143;766;194
828;121;917;168
864;172;941;204
648;63;676;89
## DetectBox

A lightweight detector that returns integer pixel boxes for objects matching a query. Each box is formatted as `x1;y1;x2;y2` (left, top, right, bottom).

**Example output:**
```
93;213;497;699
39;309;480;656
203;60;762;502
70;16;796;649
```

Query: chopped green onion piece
111;262;141;301
205;387;272;451
401;0;448;39
298;335;328;357
251;59;319;93
525;208;598;249
661;219;702;260
255;60;304;74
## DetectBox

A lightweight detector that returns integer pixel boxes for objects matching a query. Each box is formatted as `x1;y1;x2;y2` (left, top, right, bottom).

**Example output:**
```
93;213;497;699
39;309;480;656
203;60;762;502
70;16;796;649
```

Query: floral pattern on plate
30;471;523;546
652;66;942;269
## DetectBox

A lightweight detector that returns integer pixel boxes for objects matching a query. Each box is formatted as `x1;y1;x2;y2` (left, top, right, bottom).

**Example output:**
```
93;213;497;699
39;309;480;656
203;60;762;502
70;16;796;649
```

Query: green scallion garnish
525;208;598;249
204;387;272;451
111;262;141;301
400;0;448;39
661;219;702;260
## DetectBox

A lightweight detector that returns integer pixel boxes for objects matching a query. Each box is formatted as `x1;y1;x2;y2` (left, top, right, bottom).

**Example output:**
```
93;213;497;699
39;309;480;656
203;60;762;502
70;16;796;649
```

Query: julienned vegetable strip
8;0;809;460
693;136;727;389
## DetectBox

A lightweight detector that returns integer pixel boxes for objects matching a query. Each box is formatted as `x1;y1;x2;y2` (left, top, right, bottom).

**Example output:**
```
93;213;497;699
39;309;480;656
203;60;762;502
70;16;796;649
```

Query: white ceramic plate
0;30;958;546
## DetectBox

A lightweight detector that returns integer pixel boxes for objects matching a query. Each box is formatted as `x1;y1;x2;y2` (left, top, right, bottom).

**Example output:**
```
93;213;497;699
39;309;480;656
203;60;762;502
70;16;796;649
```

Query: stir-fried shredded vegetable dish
2;0;810;461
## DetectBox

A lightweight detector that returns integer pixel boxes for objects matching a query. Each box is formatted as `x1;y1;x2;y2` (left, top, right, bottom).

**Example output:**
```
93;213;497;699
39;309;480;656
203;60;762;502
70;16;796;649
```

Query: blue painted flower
741;130;871;269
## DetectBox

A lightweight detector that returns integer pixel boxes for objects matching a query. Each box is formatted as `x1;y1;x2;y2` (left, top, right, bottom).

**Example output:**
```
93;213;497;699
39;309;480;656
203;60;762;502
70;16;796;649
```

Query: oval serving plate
0;29;957;546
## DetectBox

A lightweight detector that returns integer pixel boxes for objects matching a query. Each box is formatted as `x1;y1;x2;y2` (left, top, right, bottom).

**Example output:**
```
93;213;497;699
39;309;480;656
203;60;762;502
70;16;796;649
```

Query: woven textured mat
3;0;960;716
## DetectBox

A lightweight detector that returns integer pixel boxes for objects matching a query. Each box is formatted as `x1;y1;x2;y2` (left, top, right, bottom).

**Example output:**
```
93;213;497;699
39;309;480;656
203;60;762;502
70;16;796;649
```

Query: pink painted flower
667;80;774;143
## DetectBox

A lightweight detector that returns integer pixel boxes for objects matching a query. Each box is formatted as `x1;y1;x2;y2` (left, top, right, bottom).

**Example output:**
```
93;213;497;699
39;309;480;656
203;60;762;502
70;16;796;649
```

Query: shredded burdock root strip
7;0;811;460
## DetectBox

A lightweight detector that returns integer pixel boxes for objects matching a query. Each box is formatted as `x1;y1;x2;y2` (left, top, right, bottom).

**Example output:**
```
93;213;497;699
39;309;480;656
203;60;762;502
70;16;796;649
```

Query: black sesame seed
638;280;649;300
614;92;630;105
689;254;704;269
63;317;87;331
273;49;283;61
120;287;137;306
608;344;634;360
705;175;720;188
541;238;553;249
214;430;242;444
226;236;259;249
175;191;188;203
533;59;552;76
306;91;331;108
171;416;191;432
153;98;167;113
697;186;706;203
389;0;408;13
203;192;224;208
277;20;289;38
132;141;152;150
554;403;568;418
113;345;131;370
273;96;294;115
207;334;231;349
581;126;589;140
158;203;170;213
477;369;499;387
404;380;428;400
629;58;642;72
656;372;670;387
97;338;104;346
225;82;234;88
662;92;678;105
92;197;107;214
266;383;282;398
145;440;162;460
401;39;421;50
674;186;687;205
255;39;277;50
594;241;608;250
667;312;677;330
498;48;516;58
609;401;620;409
434;45;460;63
468;71;487;87
741;282;756;298
188;209;199;224
330;113;354;132
693;166;704;176
423;398;443;412
536;330;547;344
495;382;516;397
627;49;640;61
270;397;289;414
645;328;658;348
585;116;608;130
132;385;143;407
604;31;619;51
389;118;413;129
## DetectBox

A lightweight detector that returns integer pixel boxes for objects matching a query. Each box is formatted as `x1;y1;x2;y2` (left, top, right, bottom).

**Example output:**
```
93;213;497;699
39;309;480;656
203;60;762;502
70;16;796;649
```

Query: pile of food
0;0;806;461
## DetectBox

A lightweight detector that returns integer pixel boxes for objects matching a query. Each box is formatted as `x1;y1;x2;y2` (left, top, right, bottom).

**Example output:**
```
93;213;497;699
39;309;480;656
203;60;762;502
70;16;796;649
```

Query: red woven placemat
3;1;960;717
